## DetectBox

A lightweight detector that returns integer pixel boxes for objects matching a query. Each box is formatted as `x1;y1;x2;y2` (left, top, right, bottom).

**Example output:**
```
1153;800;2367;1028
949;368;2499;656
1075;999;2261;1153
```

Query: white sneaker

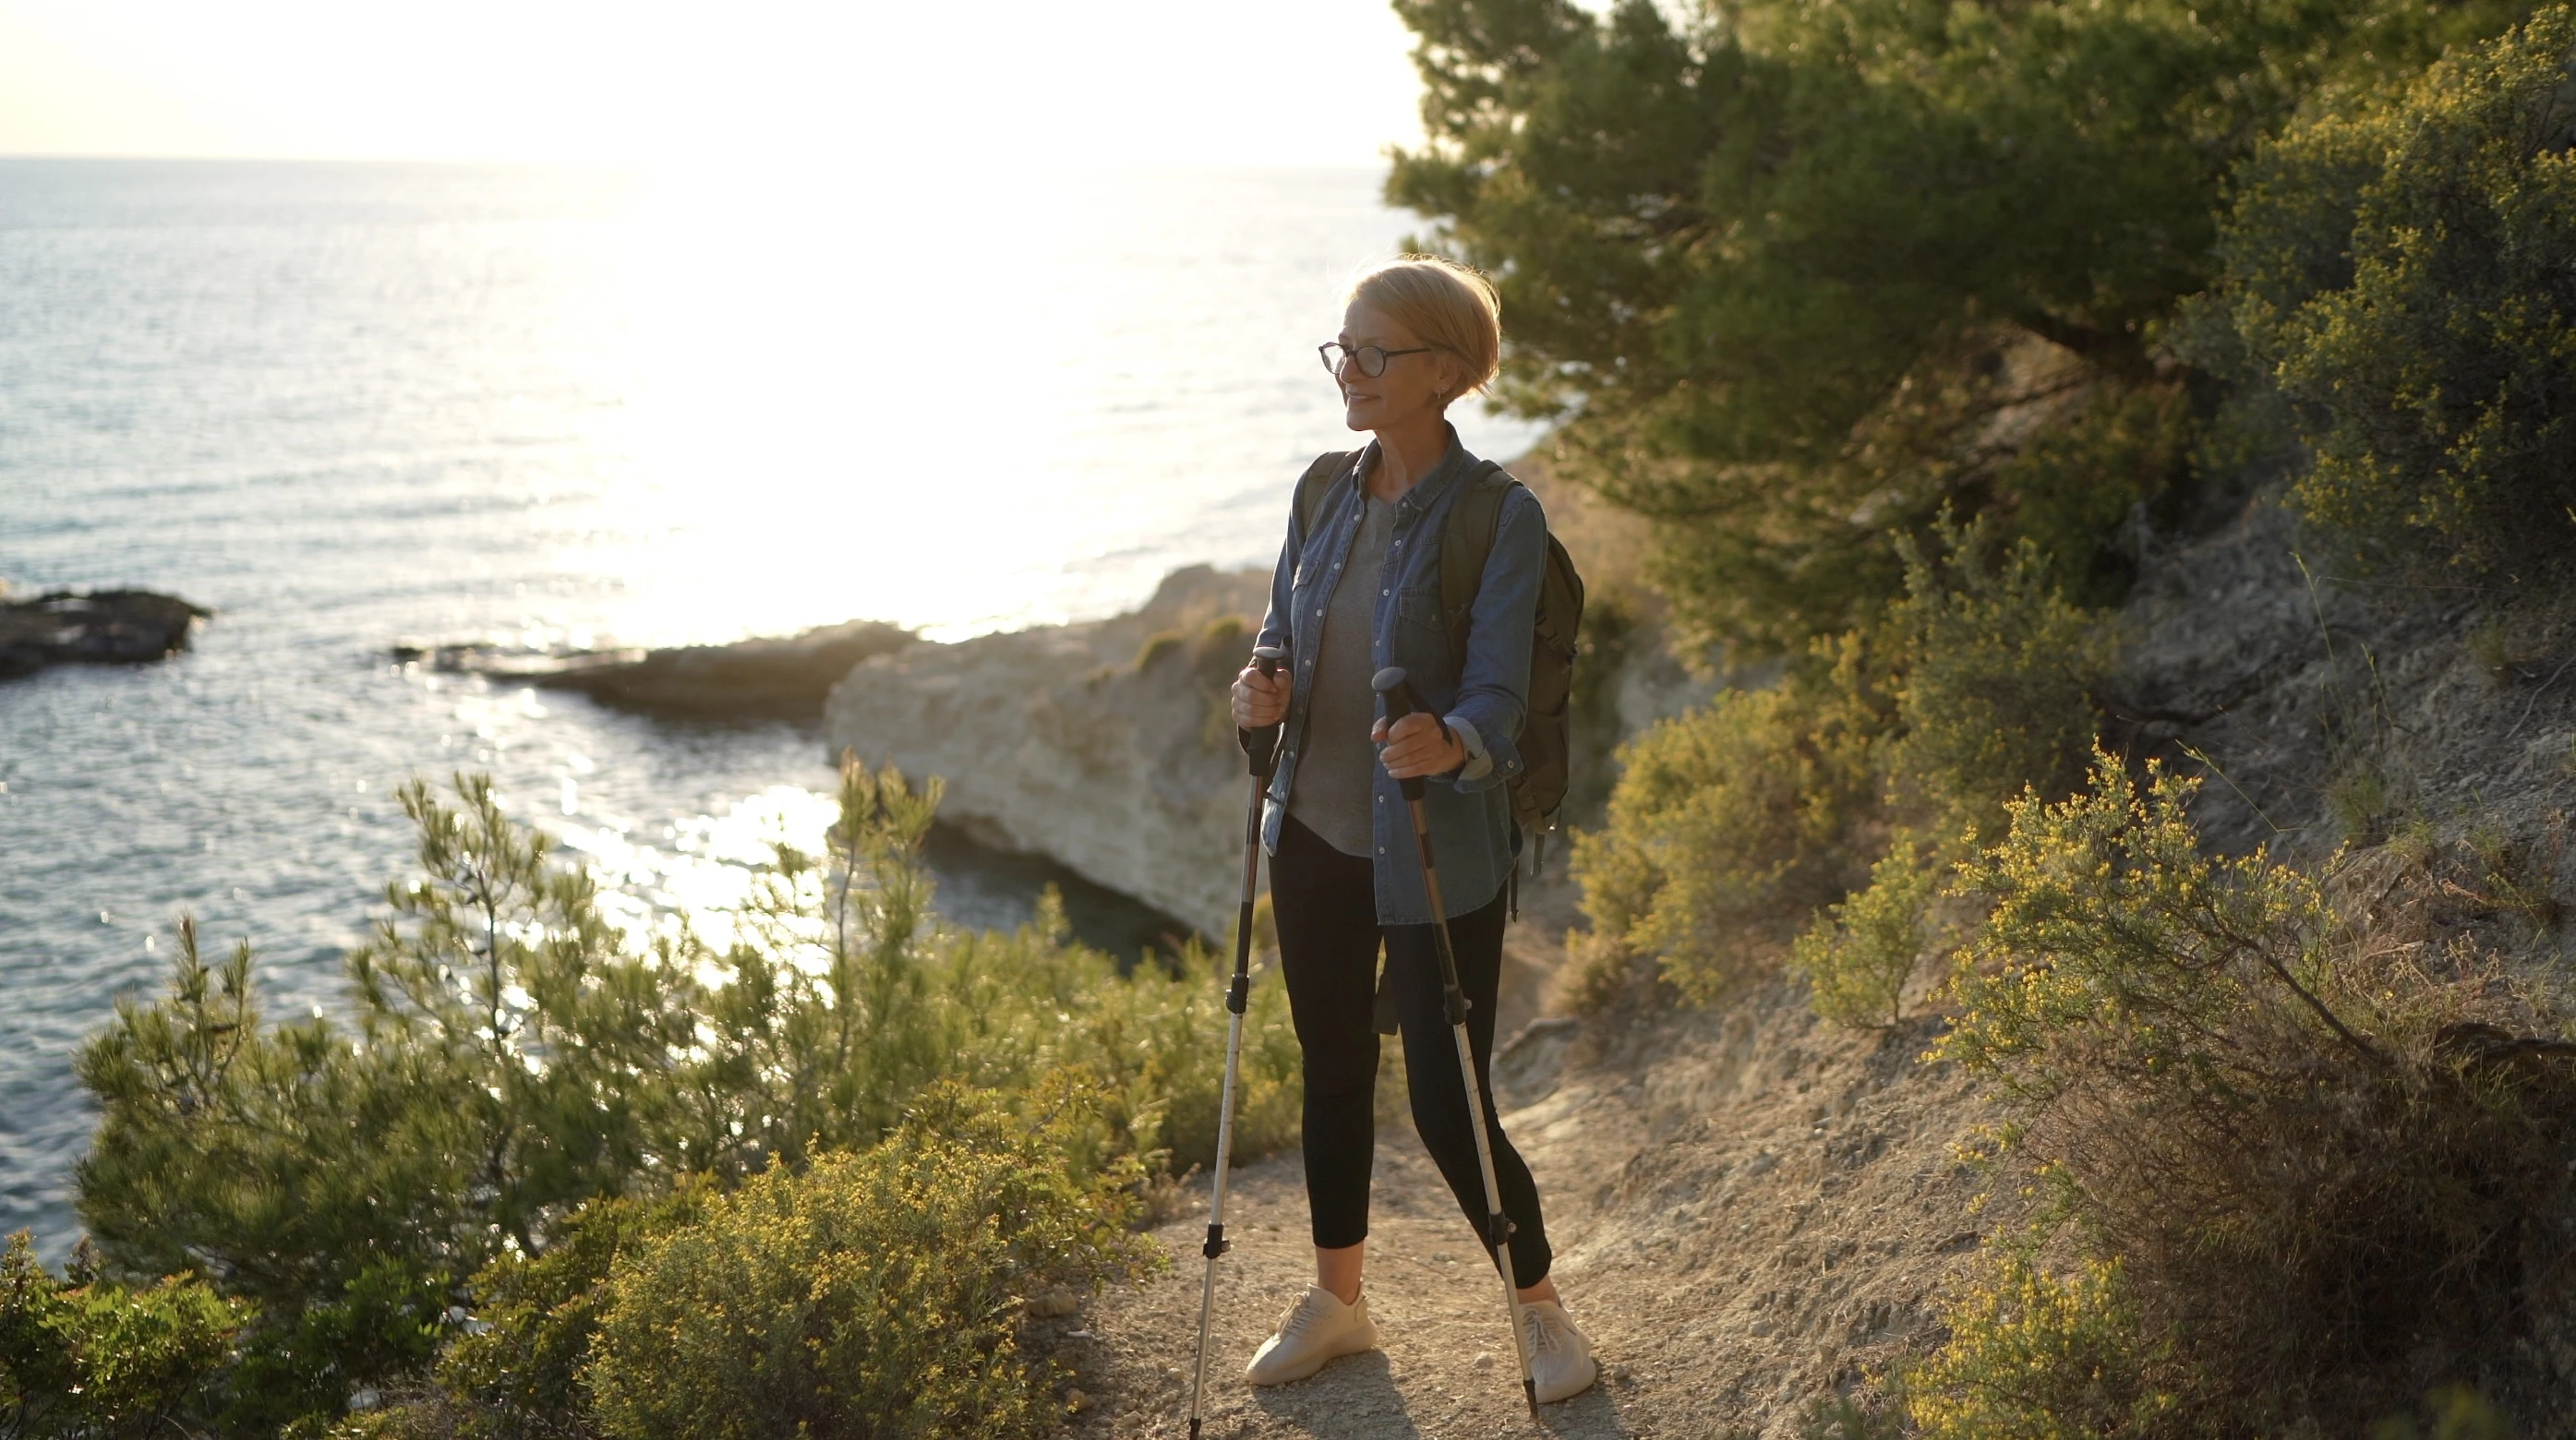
1519;1300;1597;1403
1244;1285;1380;1386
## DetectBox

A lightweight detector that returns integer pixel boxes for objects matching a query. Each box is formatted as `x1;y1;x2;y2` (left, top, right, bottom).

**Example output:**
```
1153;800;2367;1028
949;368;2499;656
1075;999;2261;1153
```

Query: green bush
1986;383;2191;607
1568;634;1884;1004
406;1183;714;1440
1575;520;2108;1019
583;1080;1154;1440
2213;5;2576;579
1884;523;2113;845
1789;839;1932;1028
2372;1387;2519;1440
1936;752;2576;1430
1;1231;243;1439
1792;522;2109;1028
76;776;662;1317
1132;629;1186;671
223;1260;451;1434
1907;1248;2176;1440
75;756;1301;1422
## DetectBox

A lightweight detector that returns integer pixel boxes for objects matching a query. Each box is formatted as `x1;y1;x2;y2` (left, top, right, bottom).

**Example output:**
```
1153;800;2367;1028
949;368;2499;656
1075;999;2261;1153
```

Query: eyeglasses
1318;342;1436;379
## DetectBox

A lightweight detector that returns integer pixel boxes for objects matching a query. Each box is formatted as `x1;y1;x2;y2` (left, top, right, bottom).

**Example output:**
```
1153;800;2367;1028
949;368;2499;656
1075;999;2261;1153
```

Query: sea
0;159;1546;1259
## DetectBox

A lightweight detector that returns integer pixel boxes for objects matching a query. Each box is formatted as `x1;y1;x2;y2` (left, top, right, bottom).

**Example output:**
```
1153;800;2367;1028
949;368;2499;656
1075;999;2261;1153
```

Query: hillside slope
1062;485;2576;1436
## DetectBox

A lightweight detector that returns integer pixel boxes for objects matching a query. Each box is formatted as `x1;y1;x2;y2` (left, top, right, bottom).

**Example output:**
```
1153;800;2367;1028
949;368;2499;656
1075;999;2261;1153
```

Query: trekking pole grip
1238;646;1287;777
1370;666;1446;802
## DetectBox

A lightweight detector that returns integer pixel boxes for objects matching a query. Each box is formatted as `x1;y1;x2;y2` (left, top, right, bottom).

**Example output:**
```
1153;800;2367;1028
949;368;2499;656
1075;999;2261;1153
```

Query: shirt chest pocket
1290;550;1333;607
1393;583;1451;665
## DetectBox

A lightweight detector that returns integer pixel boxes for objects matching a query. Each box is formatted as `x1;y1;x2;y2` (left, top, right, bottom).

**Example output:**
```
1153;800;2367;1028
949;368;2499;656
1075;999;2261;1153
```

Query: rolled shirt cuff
1446;714;1494;783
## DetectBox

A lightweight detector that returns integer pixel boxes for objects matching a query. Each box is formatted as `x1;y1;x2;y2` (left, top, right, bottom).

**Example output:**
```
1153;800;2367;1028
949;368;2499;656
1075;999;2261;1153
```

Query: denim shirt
1257;429;1546;924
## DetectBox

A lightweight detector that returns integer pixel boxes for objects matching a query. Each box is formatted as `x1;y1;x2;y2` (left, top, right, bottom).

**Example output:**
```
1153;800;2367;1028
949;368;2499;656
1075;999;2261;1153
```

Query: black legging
1270;812;1552;1284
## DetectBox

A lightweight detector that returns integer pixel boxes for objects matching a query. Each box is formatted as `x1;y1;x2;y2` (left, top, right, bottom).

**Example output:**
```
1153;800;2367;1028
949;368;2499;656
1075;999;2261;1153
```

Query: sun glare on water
523;161;1506;650
602;166;1122;643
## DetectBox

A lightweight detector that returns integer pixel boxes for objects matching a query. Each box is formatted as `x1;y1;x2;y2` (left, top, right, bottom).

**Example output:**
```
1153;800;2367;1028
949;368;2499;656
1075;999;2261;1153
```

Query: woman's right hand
1232;660;1290;730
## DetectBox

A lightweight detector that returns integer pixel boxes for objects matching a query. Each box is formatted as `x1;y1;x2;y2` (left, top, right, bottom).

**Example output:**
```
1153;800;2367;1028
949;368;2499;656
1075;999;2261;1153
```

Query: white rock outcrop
823;566;1272;938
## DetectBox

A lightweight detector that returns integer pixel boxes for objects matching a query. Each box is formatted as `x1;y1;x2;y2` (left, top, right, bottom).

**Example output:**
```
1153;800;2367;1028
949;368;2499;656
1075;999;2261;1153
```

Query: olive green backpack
1292;450;1586;904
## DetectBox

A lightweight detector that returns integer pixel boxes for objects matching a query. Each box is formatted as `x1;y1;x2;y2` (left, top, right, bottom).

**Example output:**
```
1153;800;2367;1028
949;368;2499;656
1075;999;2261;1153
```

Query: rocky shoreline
0;588;210;679
399;618;915;721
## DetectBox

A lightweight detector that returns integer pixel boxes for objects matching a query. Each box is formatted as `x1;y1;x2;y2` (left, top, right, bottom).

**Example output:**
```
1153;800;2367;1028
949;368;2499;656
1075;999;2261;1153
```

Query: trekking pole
1187;644;1287;1440
1371;665;1540;1422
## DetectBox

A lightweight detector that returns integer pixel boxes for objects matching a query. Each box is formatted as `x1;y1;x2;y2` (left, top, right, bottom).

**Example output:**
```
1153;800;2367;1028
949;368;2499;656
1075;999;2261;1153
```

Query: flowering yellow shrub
1908;1251;2175;1440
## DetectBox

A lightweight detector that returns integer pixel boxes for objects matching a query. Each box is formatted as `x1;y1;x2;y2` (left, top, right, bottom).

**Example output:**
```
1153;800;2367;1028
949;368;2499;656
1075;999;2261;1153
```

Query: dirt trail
1061;1056;1648;1432
1047;872;1992;1440
1061;1130;1641;1439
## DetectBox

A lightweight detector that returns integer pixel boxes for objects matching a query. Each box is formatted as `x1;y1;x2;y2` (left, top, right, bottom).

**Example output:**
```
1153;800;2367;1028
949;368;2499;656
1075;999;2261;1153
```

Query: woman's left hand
1372;712;1465;780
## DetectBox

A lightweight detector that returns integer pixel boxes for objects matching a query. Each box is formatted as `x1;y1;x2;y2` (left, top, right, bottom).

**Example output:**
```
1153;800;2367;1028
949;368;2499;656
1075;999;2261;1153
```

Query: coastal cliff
823;566;1273;938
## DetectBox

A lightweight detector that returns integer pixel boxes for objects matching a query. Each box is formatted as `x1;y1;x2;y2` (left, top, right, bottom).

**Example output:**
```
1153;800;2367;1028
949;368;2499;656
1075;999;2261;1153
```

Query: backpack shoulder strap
1438;461;1518;641
1294;450;1356;540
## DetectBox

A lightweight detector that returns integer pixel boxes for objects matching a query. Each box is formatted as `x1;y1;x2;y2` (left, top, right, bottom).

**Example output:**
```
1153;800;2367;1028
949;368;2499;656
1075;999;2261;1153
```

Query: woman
1226;256;1595;1402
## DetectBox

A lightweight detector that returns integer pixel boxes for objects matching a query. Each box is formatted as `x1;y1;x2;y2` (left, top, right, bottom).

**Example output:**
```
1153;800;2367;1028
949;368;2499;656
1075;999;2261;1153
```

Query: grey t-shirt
1287;493;1395;858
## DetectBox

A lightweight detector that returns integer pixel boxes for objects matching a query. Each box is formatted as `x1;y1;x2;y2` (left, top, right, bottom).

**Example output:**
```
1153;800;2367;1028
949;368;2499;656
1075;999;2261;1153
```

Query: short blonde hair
1348;255;1501;404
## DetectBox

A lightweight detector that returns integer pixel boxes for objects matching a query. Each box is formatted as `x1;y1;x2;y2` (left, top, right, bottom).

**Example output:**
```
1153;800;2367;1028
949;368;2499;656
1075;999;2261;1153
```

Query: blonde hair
1347;255;1502;405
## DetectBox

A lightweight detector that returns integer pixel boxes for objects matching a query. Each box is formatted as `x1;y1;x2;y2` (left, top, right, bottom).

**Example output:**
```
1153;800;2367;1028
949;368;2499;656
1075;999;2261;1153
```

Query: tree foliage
1389;0;2528;648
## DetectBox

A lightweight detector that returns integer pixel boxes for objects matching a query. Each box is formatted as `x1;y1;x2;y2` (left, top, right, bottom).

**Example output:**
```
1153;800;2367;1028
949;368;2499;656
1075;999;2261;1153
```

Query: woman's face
1335;301;1457;434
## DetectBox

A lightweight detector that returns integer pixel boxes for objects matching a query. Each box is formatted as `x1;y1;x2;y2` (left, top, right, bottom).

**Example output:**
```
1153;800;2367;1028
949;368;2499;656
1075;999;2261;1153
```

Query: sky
0;0;1429;167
